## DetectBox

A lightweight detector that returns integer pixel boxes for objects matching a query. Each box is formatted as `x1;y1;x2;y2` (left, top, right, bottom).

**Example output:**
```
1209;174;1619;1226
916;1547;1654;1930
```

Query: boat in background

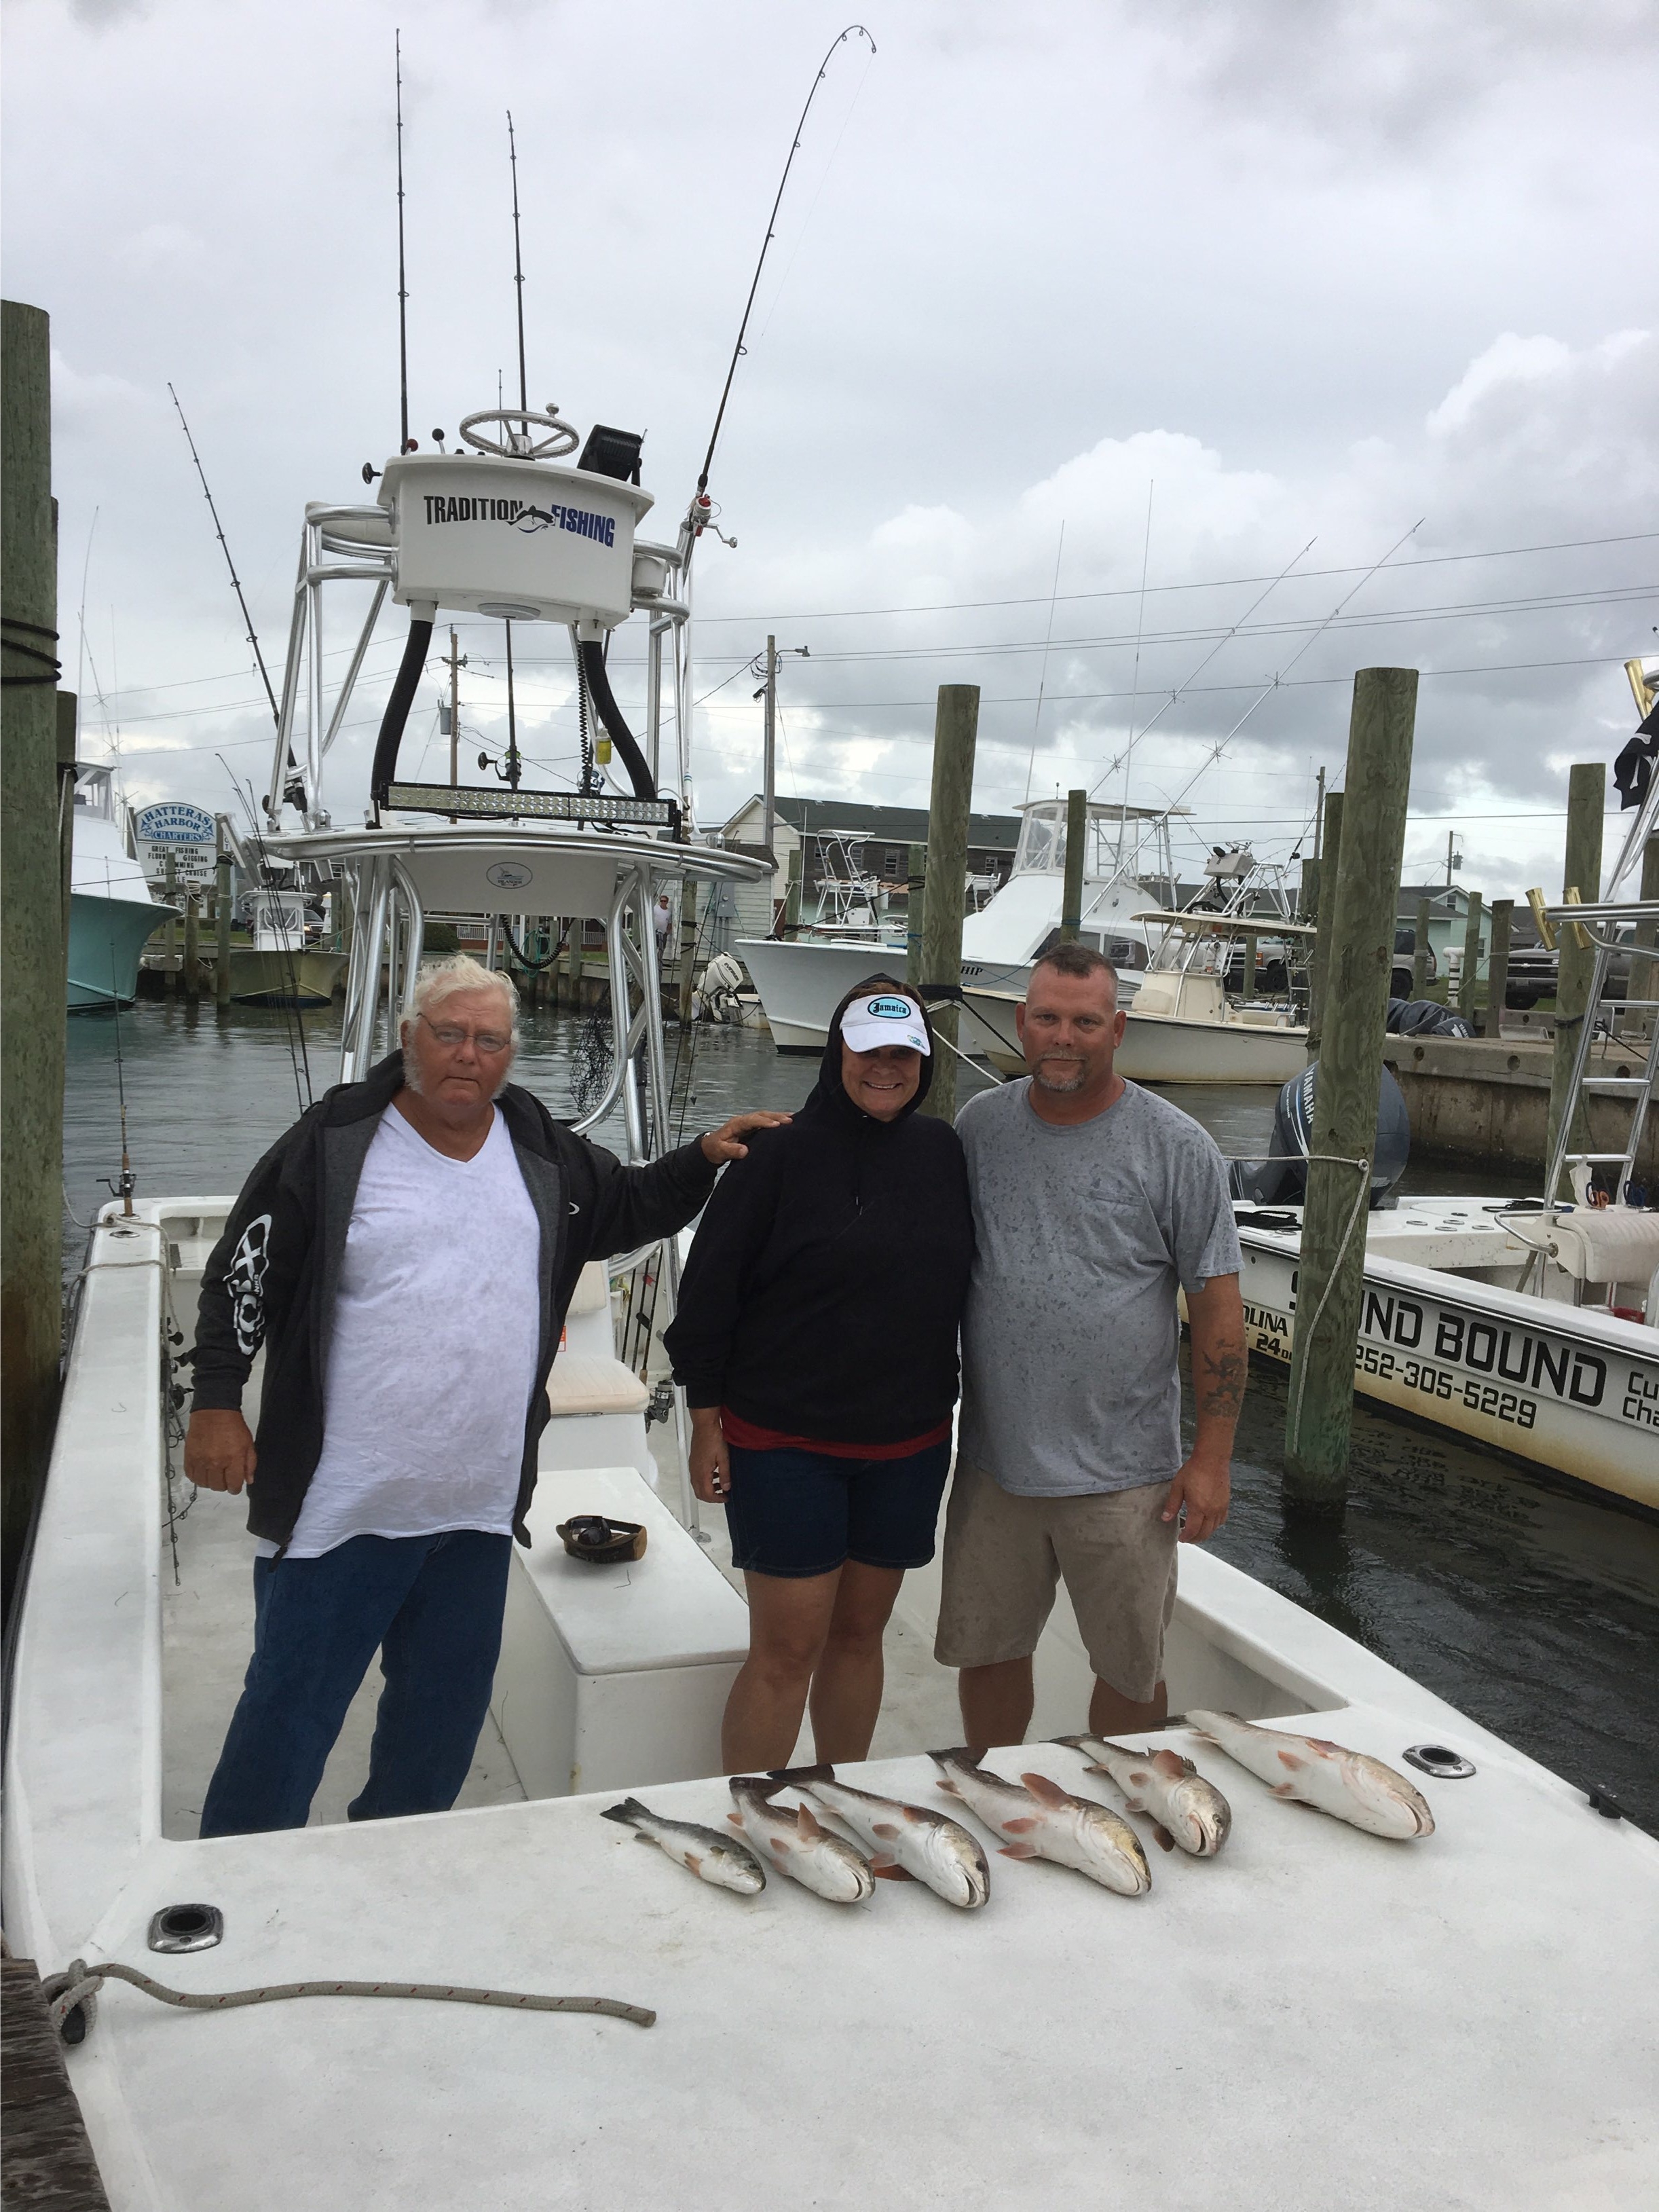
739;797;1176;1052
67;764;176;1010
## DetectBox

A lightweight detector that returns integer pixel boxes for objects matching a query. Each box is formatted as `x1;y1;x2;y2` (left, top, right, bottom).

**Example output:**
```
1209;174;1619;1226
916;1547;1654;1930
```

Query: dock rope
1282;1155;1375;1456
39;1959;655;2040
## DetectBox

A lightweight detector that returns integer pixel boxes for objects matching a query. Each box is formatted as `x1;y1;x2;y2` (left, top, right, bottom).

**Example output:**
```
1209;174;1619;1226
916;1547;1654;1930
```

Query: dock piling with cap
1457;891;1483;1026
916;684;979;1122
1484;898;1512;1039
1284;669;1418;1507
1058;788;1086;944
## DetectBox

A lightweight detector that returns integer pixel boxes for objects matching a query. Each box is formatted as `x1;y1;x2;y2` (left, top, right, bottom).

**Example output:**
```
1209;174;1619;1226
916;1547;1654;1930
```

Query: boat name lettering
1362;1291;1423;1349
1432;1311;1605;1407
1622;1369;1659;1428
419;494;616;545
1244;1301;1288;1340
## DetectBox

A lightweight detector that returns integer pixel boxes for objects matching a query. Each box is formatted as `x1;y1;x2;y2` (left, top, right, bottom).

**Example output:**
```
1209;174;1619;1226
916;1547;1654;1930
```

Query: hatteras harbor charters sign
132;800;217;891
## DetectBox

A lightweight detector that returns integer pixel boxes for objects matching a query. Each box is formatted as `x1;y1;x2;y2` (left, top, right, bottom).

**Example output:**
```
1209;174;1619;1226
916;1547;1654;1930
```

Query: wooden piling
1457;890;1483;1024
1284;669;1418;1506
904;841;926;990
182;890;200;1001
1058;788;1087;942
162;851;179;993
1;299;64;1612
1546;762;1605;1180
1411;895;1432;999
1485;898;1512;1039
1241;929;1259;999
1305;788;1345;1058
56;690;76;963
916;684;980;1122
216;845;233;1007
782;846;804;937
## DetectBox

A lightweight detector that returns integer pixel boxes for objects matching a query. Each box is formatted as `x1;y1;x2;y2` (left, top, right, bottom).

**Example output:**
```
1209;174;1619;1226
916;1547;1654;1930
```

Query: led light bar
384;781;677;832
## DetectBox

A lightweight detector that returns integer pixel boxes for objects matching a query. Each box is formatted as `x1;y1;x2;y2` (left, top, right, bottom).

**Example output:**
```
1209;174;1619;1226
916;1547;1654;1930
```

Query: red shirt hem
719;1408;952;1462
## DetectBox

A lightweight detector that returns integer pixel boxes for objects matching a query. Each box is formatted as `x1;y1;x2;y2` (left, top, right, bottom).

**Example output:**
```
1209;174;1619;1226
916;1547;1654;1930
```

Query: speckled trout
772;1765;991;1909
1056;1735;1232;1857
602;1797;768;1894
929;1748;1151;1895
1186;1711;1434;1840
728;1776;875;1904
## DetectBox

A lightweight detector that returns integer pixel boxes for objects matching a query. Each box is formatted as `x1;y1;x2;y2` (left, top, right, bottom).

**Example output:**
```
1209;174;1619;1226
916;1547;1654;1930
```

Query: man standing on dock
184;954;785;1836
935;942;1247;1744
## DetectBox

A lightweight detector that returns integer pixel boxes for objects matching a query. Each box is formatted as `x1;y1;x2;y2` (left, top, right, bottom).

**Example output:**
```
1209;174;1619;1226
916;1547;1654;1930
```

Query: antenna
507;111;529;424
396;29;410;454
168;384;280;729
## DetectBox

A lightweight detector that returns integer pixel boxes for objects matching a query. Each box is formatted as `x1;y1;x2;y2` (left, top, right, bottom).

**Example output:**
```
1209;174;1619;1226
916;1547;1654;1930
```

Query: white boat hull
970;988;1305;1085
1234;1212;1659;1510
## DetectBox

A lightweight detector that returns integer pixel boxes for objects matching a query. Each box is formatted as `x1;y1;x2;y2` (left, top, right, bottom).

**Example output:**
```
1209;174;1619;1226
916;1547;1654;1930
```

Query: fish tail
600;1798;647;1826
928;1745;987;1769
766;1763;836;1786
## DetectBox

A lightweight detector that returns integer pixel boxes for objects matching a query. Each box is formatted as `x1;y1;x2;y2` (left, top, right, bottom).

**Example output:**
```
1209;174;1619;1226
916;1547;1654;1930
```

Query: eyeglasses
417;1013;514;1054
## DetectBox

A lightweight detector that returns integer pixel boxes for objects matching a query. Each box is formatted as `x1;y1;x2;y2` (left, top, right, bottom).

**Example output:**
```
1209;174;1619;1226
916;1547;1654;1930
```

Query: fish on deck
1055;1735;1232;1857
728;1777;876;1904
601;1798;768;1894
929;1748;1151;1896
771;1764;991;1909
1185;1711;1434;1841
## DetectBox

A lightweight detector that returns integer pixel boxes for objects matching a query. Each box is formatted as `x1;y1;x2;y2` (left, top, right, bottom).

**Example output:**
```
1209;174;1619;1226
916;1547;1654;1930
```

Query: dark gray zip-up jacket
191;1049;717;1547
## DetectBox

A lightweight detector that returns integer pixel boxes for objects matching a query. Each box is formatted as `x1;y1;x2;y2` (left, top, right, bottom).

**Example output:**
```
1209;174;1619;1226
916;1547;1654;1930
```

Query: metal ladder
1532;669;1659;1217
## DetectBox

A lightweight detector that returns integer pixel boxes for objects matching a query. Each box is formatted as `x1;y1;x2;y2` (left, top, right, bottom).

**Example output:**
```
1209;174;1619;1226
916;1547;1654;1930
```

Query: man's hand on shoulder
1161;1448;1230;1544
700;1111;791;1165
185;1407;257;1494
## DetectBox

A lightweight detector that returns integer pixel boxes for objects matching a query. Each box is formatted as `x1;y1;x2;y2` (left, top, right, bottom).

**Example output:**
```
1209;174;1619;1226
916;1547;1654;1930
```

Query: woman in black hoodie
665;976;973;1772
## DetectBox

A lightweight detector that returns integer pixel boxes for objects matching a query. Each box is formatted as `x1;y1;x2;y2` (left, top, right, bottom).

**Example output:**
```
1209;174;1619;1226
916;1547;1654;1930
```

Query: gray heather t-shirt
956;1077;1242;1496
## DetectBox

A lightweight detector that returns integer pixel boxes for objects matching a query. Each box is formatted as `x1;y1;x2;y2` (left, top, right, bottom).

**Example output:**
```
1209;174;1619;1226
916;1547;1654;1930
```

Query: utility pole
1;299;64;1612
446;627;465;796
917;685;980;1122
1313;766;1326;860
762;634;777;864
1058;788;1087;942
1284;668;1418;1507
1446;828;1459;889
216;821;234;1008
1546;763;1605;1179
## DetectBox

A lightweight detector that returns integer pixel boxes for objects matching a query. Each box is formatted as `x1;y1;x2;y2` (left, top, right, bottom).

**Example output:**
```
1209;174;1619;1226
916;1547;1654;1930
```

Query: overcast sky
6;0;1657;896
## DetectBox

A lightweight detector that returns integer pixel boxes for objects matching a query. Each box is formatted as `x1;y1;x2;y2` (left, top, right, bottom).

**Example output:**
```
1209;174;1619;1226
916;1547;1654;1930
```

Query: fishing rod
507;110;529;424
168;385;280;729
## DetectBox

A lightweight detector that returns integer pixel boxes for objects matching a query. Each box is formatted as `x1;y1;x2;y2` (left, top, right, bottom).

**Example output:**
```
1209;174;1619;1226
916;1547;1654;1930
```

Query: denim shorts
722;1439;953;1579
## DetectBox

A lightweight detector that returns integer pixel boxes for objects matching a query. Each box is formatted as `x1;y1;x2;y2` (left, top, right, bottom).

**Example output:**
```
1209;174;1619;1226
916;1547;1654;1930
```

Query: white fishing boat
737;797;1176;1052
10;1179;1659;2208
67;764;176;1010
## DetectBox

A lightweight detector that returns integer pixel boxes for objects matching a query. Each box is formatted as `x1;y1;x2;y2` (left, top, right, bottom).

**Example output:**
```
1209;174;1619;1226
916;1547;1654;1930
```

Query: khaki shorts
934;1458;1178;1702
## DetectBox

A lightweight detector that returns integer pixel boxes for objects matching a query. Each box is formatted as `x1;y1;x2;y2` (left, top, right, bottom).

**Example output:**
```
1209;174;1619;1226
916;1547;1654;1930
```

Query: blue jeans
199;1530;513;1838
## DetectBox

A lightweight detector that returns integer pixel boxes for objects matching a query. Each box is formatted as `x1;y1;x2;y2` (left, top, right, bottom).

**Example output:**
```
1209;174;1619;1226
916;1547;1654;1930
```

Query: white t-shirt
276;1102;542;1560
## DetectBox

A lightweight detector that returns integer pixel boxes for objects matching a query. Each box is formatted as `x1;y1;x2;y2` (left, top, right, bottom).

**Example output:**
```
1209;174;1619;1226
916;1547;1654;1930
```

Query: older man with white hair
185;954;784;1836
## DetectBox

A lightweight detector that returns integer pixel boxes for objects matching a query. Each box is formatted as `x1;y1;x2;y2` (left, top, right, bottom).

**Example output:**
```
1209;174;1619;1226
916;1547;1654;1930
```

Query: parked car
1390;925;1437;1001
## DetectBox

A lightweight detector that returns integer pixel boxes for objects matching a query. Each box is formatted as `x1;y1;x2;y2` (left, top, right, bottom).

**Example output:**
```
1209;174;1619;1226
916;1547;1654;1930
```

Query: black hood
810;971;936;1126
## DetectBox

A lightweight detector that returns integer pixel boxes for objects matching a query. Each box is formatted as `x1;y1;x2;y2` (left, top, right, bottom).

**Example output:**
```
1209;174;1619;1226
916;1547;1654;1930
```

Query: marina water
64;999;1659;1835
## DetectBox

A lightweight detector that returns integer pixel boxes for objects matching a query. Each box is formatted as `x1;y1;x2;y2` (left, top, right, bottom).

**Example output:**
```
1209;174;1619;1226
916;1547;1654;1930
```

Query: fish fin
1270;1783;1299;1797
1018;1771;1073;1809
686;1852;703;1875
796;1804;825;1839
1306;1737;1344;1755
999;1843;1040;1860
768;1837;791;1855
633;1832;658;1847
726;1811;746;1828
870;1858;914;1881
1276;1750;1307;1771
871;1822;900;1840
767;1763;836;1786
935;1777;963;1798
1123;1794;1149;1814
1152;1824;1177;1854
1001;1815;1040;1833
1151;1750;1190;1780
600;1798;646;1825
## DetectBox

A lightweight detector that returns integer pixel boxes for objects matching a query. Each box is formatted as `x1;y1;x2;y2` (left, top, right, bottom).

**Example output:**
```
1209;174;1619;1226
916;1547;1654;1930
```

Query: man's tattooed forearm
1198;1346;1248;1421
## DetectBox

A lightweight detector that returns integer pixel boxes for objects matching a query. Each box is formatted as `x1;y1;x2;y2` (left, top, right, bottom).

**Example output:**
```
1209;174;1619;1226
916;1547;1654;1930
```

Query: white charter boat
67;764;176;1011
10;387;1658;2211
737;796;1176;1053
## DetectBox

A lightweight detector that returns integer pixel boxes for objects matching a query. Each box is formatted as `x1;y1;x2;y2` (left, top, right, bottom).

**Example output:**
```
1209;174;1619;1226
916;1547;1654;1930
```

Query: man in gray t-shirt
935;943;1246;1746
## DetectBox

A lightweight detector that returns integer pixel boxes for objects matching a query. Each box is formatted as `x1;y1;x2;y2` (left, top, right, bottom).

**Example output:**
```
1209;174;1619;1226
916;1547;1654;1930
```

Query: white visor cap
840;991;931;1055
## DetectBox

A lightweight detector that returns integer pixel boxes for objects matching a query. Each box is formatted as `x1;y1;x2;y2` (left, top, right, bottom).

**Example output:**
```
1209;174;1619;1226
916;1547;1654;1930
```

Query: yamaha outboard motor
1229;1060;1411;1211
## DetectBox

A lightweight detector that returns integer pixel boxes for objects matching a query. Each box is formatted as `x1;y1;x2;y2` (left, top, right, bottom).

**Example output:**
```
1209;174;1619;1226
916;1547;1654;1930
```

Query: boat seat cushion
1545;1209;1659;1284
565;1261;612;1318
545;1350;650;1418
